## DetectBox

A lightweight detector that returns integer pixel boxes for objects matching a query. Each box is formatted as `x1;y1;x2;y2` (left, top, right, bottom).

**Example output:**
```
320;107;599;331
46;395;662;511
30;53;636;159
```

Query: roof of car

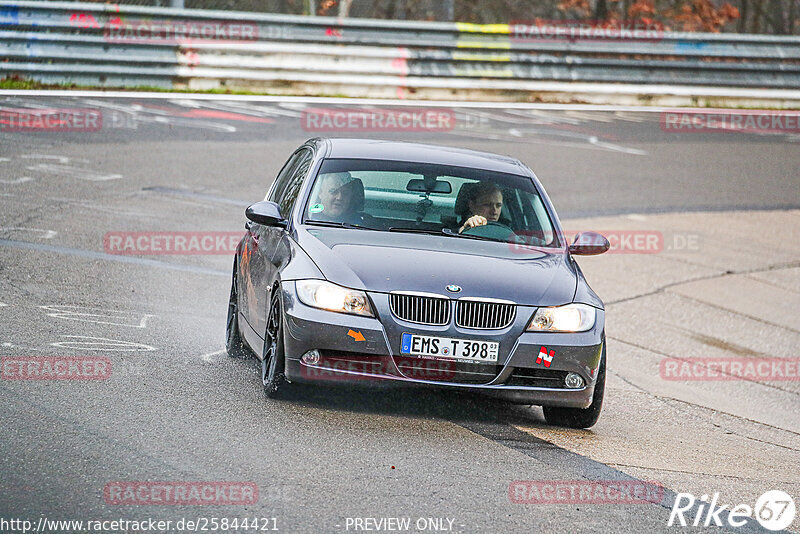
316;138;530;176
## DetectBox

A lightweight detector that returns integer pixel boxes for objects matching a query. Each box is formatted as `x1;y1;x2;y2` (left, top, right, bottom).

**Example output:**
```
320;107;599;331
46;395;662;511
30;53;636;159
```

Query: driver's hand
459;215;487;233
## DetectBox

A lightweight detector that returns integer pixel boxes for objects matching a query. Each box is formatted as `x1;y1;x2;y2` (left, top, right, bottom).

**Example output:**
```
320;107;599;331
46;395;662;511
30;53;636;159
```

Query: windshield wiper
389;226;506;243
305;220;349;228
388;226;445;235
305;220;376;231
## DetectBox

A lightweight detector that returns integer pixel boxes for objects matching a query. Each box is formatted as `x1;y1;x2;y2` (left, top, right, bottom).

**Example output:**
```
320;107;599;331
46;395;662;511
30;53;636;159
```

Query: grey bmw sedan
226;138;610;428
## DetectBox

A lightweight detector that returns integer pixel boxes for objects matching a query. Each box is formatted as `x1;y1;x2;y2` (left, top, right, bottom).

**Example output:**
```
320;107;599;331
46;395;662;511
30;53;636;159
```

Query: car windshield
303;158;560;247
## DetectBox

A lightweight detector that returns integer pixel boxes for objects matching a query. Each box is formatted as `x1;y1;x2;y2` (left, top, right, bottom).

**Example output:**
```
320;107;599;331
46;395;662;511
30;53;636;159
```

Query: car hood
297;228;577;306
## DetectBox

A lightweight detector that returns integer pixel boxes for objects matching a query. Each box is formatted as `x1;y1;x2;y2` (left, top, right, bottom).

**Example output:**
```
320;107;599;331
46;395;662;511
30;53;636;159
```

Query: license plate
400;333;499;363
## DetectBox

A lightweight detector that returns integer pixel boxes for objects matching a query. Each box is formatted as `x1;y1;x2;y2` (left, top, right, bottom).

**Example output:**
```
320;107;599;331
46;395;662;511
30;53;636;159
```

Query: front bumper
281;284;604;408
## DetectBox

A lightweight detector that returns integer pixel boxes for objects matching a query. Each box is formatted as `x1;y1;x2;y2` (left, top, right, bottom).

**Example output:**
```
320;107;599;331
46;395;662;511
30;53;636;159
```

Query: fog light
565;372;584;389
301;350;320;365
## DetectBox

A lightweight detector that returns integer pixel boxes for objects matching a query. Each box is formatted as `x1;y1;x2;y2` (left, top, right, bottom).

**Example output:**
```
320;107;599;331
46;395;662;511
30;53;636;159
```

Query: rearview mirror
406;179;452;194
569;231;609;255
245;201;288;227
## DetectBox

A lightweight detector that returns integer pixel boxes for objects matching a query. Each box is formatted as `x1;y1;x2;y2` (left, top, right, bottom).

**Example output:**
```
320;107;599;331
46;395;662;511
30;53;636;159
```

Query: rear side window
269;148;313;217
278;150;313;217
267;151;303;203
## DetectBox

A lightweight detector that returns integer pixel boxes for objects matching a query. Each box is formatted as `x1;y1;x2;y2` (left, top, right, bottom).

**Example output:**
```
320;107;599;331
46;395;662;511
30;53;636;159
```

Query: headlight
527;303;596;332
296;280;373;317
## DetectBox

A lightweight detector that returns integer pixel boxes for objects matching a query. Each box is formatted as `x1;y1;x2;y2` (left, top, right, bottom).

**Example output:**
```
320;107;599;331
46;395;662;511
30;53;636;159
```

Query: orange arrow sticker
347;329;365;342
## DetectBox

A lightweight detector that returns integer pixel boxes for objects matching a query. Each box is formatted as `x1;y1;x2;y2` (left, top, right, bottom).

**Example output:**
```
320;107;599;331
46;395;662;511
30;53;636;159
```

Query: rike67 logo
669;490;796;531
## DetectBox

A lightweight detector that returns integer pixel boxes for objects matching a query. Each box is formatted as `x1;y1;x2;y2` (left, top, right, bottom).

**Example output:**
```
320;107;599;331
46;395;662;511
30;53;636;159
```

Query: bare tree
338;0;353;17
593;0;608;19
181;0;793;34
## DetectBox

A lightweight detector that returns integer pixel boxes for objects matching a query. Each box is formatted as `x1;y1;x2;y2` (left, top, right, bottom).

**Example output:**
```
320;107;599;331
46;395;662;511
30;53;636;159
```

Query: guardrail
1;0;799;103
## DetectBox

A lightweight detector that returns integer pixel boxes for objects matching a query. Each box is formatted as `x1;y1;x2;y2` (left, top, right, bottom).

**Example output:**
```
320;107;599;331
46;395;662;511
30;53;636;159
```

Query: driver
458;182;503;233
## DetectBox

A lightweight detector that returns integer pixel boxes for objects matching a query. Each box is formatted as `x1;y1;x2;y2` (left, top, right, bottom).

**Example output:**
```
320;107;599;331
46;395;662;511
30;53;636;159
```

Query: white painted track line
2;89;800;112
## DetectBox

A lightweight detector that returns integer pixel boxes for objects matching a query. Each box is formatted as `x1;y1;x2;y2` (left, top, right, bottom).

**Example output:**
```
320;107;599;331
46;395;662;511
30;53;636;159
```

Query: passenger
457;182;504;233
310;172;362;221
310;172;374;226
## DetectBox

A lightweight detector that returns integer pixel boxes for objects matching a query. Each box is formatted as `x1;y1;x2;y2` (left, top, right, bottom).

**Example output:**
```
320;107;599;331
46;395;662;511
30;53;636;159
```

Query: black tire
543;343;606;429
226;262;254;359
262;286;290;399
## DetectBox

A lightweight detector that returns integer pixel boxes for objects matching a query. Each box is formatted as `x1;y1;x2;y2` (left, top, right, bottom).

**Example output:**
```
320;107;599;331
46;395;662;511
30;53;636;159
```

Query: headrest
345;177;365;212
454;182;479;221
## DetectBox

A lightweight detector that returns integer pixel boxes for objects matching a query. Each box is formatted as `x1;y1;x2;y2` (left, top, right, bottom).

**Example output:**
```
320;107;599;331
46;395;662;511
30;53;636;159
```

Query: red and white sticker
536;346;555;368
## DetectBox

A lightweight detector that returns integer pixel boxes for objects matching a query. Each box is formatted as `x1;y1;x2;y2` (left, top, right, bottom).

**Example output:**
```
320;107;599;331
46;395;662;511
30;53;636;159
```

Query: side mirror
569;231;609;255
245;201;287;227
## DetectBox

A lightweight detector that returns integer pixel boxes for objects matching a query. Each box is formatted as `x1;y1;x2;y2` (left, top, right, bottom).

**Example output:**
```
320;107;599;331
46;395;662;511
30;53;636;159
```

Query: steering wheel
461;221;516;241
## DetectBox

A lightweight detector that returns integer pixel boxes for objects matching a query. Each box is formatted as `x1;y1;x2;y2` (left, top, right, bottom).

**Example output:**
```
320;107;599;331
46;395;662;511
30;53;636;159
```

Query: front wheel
542;344;606;429
226;262;254;359
262;286;290;399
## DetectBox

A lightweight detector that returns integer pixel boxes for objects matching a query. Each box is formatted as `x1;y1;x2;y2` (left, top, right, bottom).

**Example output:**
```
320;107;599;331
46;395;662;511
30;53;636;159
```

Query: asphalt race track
1;94;799;534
